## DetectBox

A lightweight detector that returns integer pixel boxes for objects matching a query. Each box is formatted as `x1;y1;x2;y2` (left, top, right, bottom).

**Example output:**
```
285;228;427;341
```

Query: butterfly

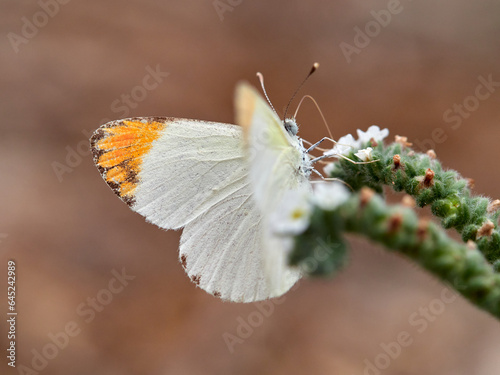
90;70;322;302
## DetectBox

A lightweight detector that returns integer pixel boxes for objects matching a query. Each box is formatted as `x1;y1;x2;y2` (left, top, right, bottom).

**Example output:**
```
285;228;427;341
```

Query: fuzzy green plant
283;131;500;319
291;187;500;319
325;138;500;264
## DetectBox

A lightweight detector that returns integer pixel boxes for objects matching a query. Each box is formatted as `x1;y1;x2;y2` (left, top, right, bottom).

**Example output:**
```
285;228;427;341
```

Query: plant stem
326;141;500;263
292;188;500;319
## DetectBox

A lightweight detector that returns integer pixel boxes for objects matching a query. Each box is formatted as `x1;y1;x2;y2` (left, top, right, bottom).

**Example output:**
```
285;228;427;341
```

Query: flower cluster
271;183;352;276
271;183;351;237
273;126;388;240
323;125;389;175
324;125;389;157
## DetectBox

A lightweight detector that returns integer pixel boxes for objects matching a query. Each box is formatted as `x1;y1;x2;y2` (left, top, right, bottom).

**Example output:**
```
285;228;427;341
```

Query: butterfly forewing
90;116;298;302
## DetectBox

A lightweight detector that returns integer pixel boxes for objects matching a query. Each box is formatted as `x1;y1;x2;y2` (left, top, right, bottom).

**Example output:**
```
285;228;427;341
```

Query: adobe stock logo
223;239;336;353
412;74;500;153
356;287;458;375
442;74;500;130
212;0;243;21
340;0;413;63
7;0;72;53
222;296;289;354
16;268;135;374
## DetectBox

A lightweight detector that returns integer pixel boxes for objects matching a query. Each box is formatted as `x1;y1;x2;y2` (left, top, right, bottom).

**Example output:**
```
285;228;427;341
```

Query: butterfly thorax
283;118;312;180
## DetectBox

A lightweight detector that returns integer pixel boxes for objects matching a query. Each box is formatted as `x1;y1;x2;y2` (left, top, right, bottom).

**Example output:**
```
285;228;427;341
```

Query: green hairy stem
291;189;500;319
325;141;500;264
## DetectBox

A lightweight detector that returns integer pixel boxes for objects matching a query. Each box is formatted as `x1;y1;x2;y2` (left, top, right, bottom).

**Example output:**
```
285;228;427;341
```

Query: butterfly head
284;118;299;136
256;63;319;139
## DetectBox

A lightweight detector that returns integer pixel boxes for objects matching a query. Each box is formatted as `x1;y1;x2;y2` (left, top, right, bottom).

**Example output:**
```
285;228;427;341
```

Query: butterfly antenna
256;72;279;118
294;94;333;140
283;62;319;120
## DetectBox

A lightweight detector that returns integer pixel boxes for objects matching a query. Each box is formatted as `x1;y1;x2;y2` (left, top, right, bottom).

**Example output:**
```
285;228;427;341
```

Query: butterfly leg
335;153;379;165
310;169;354;191
309;154;330;164
311;167;324;178
305;137;337;153
310;151;377;165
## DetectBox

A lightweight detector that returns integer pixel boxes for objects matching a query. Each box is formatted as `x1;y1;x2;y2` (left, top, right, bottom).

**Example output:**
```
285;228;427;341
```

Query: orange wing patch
90;117;168;206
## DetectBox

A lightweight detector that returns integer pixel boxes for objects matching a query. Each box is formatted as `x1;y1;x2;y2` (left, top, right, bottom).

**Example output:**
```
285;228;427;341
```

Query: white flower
323;126;388;160
270;189;312;235
354;147;373;161
313;182;350;210
323;162;335;177
324;134;359;157
356;125;389;145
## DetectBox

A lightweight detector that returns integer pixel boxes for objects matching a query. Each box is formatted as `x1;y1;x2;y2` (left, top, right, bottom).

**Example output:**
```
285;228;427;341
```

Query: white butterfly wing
179;181;270;301
235;83;308;294
90;116;294;302
133;118;245;230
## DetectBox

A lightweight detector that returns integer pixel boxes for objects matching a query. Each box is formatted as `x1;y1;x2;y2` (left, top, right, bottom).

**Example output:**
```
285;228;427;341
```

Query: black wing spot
191;275;201;285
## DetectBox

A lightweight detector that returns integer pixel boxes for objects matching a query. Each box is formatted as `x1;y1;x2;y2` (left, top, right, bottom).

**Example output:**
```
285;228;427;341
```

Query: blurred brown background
1;0;500;374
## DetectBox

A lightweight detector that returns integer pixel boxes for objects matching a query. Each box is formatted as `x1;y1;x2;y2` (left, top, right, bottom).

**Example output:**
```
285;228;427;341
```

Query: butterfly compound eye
284;118;299;136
